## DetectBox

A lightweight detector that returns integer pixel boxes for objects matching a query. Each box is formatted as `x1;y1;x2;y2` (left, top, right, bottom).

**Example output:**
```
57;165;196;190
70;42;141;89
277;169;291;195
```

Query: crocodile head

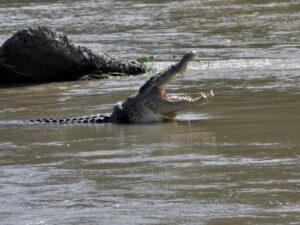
120;51;214;123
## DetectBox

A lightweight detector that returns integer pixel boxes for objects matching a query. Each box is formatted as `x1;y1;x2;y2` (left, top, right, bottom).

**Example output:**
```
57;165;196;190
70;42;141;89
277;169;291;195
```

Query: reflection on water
0;0;300;224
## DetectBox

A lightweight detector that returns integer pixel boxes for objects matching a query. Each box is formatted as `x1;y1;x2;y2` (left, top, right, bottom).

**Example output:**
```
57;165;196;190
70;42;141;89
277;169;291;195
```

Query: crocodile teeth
175;92;214;102
200;92;207;98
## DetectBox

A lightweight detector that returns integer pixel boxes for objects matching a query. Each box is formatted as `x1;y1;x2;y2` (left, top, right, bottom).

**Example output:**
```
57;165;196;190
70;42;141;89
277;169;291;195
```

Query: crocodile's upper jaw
121;51;214;123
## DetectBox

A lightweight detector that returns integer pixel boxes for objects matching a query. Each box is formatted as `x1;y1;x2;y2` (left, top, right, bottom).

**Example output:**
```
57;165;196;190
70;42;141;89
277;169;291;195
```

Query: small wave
176;112;213;121
151;58;300;72
32;142;66;147
0;120;29;125
0;142;28;150
0;107;27;114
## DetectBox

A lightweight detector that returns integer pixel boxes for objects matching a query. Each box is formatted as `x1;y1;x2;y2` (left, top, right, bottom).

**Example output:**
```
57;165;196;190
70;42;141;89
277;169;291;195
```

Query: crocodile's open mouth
156;57;214;104
124;51;214;123
161;84;214;104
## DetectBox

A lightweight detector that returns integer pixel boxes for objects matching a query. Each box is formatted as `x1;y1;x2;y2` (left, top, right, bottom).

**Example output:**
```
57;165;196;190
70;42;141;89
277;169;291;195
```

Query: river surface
0;0;300;224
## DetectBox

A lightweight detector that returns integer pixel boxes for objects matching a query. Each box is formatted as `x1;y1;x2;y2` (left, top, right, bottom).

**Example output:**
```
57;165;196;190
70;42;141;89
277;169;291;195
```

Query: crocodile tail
27;115;111;124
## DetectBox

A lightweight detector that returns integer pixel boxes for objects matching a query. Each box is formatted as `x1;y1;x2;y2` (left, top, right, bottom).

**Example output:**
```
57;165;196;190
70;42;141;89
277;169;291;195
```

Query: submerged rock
0;26;146;83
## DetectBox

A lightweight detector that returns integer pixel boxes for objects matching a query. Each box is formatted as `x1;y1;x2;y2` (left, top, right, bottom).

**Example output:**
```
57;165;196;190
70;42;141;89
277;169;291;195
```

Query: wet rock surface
0;26;146;84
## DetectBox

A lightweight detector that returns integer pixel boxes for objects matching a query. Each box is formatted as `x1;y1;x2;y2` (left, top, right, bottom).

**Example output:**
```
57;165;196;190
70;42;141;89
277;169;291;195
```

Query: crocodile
27;51;214;124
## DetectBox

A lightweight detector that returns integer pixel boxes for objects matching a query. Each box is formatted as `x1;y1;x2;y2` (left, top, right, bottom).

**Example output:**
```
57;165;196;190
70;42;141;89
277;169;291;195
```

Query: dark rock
0;26;146;83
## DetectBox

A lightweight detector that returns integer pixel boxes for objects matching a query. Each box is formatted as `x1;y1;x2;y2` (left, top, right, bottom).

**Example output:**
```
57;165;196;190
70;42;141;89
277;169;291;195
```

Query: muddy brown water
0;0;300;224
